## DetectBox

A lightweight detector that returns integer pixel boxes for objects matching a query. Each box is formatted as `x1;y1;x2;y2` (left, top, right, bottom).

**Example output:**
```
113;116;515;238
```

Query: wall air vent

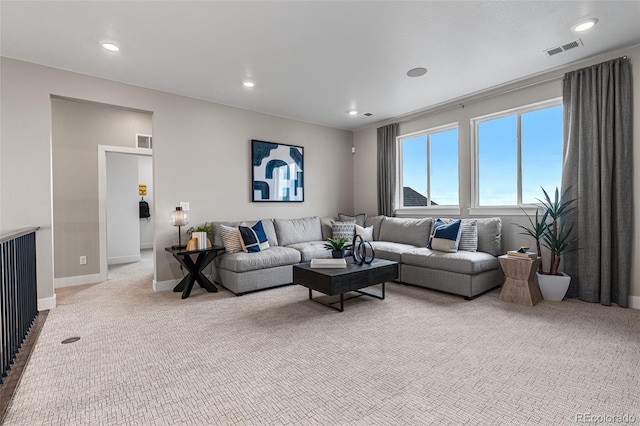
545;39;583;57
136;134;153;149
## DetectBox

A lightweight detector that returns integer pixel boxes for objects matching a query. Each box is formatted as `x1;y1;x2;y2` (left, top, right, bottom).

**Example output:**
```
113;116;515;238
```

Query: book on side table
310;258;347;268
507;250;538;260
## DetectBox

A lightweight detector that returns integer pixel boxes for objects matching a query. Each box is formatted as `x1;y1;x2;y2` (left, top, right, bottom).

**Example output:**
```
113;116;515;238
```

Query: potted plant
323;237;352;259
515;187;576;301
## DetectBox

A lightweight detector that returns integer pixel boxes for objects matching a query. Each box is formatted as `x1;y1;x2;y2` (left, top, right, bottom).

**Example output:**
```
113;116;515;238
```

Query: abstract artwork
252;140;304;202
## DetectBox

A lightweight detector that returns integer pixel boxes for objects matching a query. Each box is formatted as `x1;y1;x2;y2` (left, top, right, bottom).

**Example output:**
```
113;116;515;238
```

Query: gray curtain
561;57;633;307
377;123;399;216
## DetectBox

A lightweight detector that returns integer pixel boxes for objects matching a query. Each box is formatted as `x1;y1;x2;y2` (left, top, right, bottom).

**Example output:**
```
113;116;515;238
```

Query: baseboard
108;255;141;265
629;295;640;310
54;273;105;288
37;294;56;311
140;243;153;249
153;279;179;292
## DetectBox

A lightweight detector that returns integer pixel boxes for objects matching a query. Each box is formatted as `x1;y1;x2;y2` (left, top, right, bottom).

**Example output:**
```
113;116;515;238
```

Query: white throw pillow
355;224;374;241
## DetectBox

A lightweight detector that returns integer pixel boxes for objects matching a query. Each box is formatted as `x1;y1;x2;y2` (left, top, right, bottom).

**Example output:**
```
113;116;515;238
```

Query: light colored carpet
4;256;639;425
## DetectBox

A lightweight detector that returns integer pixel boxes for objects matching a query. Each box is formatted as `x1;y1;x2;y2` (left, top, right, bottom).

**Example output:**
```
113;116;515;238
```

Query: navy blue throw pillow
238;220;270;253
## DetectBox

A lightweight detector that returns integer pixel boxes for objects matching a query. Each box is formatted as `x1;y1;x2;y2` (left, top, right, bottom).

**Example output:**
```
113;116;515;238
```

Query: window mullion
426;134;431;206
516;114;522;205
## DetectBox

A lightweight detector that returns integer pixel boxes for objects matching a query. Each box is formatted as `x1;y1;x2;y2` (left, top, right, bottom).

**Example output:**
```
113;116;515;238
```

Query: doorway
98;146;153;281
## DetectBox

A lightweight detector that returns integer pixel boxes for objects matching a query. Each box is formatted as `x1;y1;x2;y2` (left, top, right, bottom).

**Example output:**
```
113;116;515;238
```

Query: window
473;100;563;207
398;124;459;208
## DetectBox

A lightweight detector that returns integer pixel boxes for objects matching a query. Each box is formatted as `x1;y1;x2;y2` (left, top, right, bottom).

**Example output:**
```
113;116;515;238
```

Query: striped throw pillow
458;220;478;252
220;225;243;254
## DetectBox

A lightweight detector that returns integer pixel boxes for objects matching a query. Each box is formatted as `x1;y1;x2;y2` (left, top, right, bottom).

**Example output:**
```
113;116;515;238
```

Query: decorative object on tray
310;258;347;269
323;237;352;259
169;206;189;249
251;139;304;202
185;236;212;251
514;187;576;300
352;234;375;265
507;247;537;259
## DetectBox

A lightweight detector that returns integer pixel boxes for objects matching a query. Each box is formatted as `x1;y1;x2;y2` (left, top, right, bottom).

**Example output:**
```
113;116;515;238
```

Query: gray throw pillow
337;213;366;227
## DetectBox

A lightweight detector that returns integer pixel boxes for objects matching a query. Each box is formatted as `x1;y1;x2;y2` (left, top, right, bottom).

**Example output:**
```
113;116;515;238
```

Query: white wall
353;45;640;306
106;152;141;265
138;156;153;249
0;57;354;308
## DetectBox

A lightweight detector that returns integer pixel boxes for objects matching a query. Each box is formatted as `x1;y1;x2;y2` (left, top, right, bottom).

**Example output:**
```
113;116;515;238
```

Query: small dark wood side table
498;255;542;306
165;246;225;299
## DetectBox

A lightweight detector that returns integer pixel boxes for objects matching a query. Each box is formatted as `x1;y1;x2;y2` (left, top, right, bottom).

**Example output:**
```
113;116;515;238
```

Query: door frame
98;145;153;281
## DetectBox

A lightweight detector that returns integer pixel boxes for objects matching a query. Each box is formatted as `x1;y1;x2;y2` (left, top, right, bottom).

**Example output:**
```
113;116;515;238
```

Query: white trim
396;207;461;217
38;294;57;311
98;145;152;283
153;279;179;292
629;295;640;310
469;205;542;216
55;273;104;288
140;243;153;249
108;255;142;265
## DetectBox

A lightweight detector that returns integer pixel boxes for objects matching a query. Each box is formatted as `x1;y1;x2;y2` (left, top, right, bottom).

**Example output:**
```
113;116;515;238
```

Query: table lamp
170;206;189;249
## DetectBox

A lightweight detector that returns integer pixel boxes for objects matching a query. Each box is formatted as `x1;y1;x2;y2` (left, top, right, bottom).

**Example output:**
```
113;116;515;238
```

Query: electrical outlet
180;201;190;211
79;256;87;265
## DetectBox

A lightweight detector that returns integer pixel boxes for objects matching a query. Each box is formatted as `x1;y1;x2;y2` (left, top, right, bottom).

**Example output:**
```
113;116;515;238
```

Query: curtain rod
396;54;629;126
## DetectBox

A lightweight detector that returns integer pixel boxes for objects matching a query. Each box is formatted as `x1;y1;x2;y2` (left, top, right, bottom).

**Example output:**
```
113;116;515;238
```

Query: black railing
0;227;39;384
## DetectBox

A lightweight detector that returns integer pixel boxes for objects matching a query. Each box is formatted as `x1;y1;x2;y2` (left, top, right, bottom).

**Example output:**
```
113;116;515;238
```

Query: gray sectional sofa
210;215;504;299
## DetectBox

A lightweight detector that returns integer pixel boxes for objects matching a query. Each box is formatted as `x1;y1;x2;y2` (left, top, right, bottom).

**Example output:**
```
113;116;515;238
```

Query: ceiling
2;1;640;131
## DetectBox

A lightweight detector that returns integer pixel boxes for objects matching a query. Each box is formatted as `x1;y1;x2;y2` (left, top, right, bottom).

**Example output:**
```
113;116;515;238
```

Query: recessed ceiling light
573;19;598;32
349;110;358;116
407;67;427;78
101;42;120;52
243;81;255;88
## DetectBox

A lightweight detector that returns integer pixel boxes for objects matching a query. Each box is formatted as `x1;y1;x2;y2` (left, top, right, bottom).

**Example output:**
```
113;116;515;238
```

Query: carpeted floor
4;255;639;425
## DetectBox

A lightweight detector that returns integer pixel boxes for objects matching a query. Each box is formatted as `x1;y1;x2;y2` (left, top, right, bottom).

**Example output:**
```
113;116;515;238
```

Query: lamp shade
169;207;189;227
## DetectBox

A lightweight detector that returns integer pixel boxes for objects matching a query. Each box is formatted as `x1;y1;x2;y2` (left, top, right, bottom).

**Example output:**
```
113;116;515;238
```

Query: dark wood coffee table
293;258;399;312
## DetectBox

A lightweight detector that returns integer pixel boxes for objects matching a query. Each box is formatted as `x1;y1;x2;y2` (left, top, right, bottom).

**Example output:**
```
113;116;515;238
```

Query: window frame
470;98;563;216
396;122;460;217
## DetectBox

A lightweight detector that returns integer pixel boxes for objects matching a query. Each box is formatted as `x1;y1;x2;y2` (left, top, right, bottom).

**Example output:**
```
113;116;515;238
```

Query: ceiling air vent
545;39;583;57
363;113;373;117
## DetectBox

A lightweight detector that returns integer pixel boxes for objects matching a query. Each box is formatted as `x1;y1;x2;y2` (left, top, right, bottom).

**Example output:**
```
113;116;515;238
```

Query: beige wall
1;58;353;305
52;98;152;278
353;45;640;305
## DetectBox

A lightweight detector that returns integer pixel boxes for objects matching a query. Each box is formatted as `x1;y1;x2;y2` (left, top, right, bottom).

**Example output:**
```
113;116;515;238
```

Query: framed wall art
251;139;304;202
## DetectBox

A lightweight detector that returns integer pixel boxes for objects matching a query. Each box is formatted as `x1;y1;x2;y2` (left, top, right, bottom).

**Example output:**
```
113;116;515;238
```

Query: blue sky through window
401;104;562;207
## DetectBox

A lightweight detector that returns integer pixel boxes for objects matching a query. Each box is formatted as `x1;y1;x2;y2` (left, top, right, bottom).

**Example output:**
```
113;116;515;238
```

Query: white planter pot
536;272;571;301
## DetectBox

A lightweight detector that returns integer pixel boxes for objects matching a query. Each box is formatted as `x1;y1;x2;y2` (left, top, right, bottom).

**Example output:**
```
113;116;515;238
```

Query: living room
1;1;639;424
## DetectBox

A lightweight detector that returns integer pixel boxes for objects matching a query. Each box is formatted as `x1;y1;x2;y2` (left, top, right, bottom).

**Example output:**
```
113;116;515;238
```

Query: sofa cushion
286;241;332;262
274;217;322;246
476;218;502;256
401;248;499;274
337;213;366;227
364;215;385;240
378;217;432;247
320;217;334;241
370;241;419;262
215;246;301;273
